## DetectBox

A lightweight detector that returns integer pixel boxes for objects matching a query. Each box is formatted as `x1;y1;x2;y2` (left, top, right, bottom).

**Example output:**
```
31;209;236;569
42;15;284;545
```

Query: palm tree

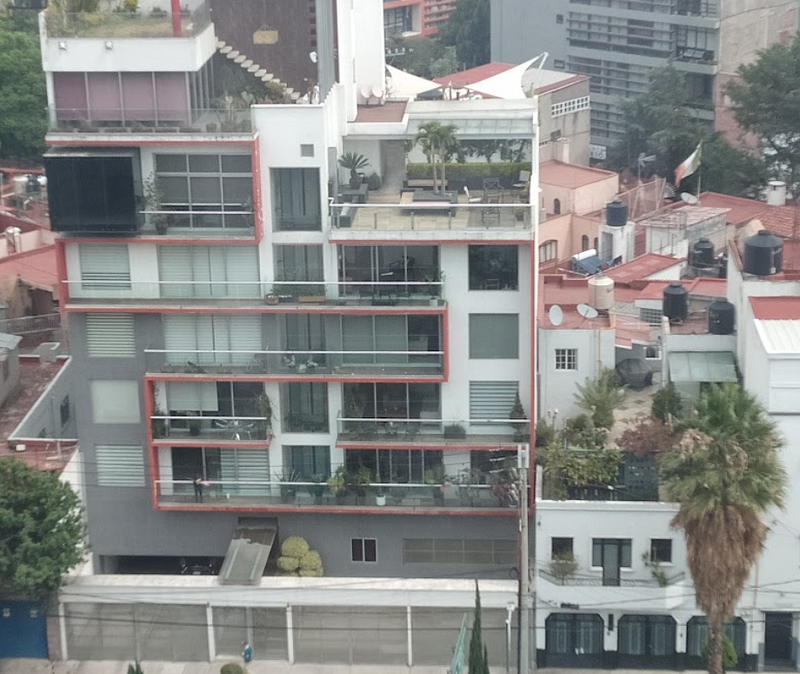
338;152;370;189
415;121;441;192
436;123;459;195
661;383;786;674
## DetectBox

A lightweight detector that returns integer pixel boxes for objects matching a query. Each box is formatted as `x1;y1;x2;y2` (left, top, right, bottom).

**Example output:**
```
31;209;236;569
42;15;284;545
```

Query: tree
726;36;800;193
606;65;766;197
429;46;459;79
437;0;490;71
574;368;624;430
0;458;86;601
0;11;47;159
661;384;787;674
468;581;490;674
386;36;446;80
414;121;459;193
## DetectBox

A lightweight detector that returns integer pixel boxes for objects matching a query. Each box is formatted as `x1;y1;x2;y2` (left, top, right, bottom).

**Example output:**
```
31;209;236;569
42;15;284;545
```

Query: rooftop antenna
548;305;563;327
576;303;599;320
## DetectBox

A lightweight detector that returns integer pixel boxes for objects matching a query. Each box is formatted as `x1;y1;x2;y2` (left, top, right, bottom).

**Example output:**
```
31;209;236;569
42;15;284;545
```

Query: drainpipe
171;0;181;37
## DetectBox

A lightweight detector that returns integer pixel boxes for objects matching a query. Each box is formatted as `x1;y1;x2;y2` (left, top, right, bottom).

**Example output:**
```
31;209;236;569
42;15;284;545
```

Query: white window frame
555;348;578;371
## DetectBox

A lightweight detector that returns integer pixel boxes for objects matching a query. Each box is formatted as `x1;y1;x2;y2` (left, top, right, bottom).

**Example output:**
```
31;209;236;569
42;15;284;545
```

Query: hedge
406;162;531;188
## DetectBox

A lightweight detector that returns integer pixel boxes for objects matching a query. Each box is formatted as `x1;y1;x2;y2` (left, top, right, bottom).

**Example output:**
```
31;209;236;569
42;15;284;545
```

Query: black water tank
708;297;735;335
692;238;715;267
606;200;628;227
663;282;688;322
744;230;783;276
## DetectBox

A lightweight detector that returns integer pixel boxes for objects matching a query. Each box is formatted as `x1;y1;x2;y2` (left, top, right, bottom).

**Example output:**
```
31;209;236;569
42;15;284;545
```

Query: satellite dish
681;192;699;205
577;303;599;319
548;305;563;327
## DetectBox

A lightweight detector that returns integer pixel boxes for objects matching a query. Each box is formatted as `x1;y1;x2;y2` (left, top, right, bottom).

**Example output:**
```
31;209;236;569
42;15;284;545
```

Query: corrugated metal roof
754;319;800;355
668;351;738;383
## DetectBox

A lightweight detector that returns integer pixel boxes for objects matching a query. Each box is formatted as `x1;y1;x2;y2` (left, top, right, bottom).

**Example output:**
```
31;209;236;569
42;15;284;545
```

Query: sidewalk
0;662;705;674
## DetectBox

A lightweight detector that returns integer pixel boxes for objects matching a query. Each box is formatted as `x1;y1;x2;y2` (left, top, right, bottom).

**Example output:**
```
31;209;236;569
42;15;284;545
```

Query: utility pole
518;443;533;674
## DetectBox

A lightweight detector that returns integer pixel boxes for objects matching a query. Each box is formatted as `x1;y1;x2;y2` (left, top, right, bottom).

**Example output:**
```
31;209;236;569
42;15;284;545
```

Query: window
338;245;439;293
403;538;515;565
552;537;573;558
96;445;146;487
555;348;578;370
553;199;561;215
343;382;441;421
345;449;442;484
86;313;135;357
468;245;518;290
90;380;140;424
275;245;324;282
284;446;331;480
280;383;329;432
60;396;71;427
469;381;519;425
539;240;558;262
592;538;632;568
640;308;662;326
154;153;253;230
469;314;519;359
79;244;130;291
300;144;314;158
650;539;672;564
645;344;661;360
341;314;440;364
163;314;262;367
271;168;321;231
553;59;566;69
581;235;590;251
556;13;564;23
593;237;599;251
384;5;412;36
158;246;260;299
0;359;8;381
550;96;590;118
351;538;377;563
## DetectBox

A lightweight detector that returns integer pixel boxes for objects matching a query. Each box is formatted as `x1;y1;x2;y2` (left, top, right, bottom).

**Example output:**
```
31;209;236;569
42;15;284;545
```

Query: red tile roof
433;63;515;87
689;277;727;297
535;74;588;95
750;296;800;320
539;160;618;188
699;191;800;238
605;253;685;285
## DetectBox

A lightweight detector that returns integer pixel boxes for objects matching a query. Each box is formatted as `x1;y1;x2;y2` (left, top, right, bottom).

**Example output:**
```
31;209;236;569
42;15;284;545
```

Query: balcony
48;108;252;136
64;280;445;309
336;417;528;449
151;414;270;446
154;479;511;511
146;349;444;380
329;202;532;242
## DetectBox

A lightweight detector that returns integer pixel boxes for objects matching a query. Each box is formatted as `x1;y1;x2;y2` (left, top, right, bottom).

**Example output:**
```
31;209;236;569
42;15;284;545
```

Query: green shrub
367;173;382;191
406;161;532;184
127;663;144;674
701;634;738;672
652;382;683;422
221;664;244;674
277;555;300;572
281;535;310;558
300;550;323;573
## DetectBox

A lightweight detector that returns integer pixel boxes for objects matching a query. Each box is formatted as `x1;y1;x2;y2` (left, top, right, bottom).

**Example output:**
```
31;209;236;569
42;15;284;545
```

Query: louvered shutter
158;246;194;298
166;381;218;412
79;244;130;292
163;315;198;364
210;315;231;364
96;445;146;487
229;315;262;365
85;313;135;357
195;315;216;365
469;381;519;427
225;246;260;298
235;449;270;495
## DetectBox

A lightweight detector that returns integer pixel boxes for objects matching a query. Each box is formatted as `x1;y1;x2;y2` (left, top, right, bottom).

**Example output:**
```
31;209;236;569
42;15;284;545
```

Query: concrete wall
11;355;77;440
0;340;20;408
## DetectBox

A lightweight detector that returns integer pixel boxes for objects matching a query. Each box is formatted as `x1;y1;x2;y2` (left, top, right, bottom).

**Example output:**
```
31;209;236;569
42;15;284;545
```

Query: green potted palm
352;465;372;504
327;466;349;504
275;469;300;503
308;473;326;505
338;152;370;190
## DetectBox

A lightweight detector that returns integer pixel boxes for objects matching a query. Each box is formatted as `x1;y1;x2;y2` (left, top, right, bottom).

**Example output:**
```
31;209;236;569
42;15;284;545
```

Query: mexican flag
674;142;702;185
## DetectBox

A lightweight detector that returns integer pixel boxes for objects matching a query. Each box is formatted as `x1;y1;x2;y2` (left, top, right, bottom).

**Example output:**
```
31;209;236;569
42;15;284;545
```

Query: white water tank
588;274;615;311
12;175;28;195
766;180;787;206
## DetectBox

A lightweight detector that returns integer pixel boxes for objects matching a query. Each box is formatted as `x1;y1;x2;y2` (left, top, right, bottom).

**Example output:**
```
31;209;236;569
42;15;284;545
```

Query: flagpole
696;141;703;200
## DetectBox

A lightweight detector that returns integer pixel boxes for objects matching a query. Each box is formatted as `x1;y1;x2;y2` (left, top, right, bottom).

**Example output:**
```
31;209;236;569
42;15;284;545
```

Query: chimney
766;181;787;206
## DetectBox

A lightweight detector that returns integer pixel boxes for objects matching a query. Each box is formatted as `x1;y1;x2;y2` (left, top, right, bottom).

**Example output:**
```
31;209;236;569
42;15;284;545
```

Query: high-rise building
490;0;798;161
384;0;458;37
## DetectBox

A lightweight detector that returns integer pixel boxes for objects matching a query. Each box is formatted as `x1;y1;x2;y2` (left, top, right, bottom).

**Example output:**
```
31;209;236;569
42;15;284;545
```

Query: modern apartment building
384;0;458;37
42;0;538;598
490;0;798;160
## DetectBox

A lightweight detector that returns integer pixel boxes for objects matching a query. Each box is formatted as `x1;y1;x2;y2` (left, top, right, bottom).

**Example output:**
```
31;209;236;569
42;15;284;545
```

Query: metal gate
0;601;48;658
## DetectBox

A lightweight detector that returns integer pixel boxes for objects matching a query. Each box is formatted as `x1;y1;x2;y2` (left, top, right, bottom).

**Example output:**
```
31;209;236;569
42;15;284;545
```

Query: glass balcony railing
150;414;271;442
145;349;444;378
330;202;531;233
48;108;252;134
64;280;445;306
155;479;508;509
44;1;212;38
336;416;529;445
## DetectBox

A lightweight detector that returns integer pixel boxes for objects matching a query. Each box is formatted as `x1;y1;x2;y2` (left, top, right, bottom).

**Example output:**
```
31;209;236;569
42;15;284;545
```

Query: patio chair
513;170;531;190
464;186;482;204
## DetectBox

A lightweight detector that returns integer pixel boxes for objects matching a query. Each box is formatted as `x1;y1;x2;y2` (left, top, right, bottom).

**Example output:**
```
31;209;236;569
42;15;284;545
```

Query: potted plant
275;470;300;503
489;462;518;507
151;407;167;439
375;488;387;506
265;290;279;305
424;466;446;505
308;473;326;505
509;393;528;442
548;551;578;584
327;466;349;504
254;392;272;438
344;393;362;434
352;465;372;504
443;423;466;439
338;152;370;190
456;467;485;507
187;411;201;437
142;173;168;235
514;206;526;222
